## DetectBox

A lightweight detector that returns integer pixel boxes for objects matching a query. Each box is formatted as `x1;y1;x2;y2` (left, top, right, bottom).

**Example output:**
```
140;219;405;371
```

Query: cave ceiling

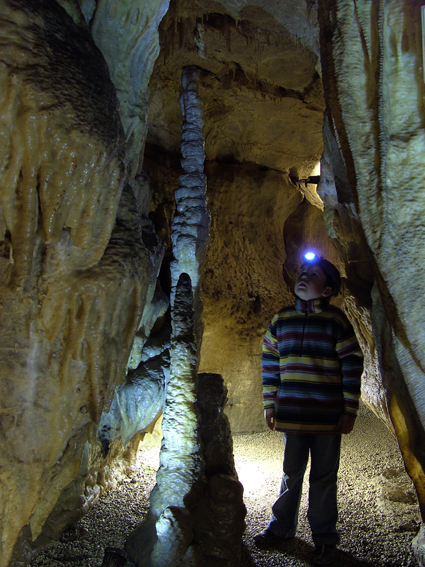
146;0;324;175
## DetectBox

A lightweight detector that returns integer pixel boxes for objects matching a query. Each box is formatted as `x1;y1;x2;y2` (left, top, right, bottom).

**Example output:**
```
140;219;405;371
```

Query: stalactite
170;65;210;348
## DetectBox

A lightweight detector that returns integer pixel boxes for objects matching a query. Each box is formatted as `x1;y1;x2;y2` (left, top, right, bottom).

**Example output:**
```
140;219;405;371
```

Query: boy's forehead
300;262;325;274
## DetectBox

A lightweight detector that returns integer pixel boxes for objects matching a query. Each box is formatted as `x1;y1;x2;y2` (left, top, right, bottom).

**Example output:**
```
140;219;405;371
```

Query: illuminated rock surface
126;273;202;567
83;0;171;176
318;1;425;560
126;277;245;566
0;2;162;565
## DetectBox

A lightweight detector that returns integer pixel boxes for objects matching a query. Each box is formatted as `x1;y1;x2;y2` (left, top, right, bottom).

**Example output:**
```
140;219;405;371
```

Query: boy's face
294;263;333;301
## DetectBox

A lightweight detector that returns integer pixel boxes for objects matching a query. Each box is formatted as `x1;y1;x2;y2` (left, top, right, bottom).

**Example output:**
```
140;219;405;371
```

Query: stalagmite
126;276;246;567
126;273;202;567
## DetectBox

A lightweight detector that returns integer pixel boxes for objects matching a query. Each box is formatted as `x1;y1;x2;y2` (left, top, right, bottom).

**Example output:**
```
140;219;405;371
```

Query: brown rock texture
145;2;330;432
194;373;246;567
0;2;162;565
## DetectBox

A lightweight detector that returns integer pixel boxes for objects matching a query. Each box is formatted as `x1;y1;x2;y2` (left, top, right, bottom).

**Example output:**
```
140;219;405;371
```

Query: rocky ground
30;404;421;567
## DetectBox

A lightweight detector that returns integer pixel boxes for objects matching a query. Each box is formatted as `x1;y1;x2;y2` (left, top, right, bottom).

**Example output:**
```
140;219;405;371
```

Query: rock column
126;273;202;567
170;65;210;347
126;66;210;566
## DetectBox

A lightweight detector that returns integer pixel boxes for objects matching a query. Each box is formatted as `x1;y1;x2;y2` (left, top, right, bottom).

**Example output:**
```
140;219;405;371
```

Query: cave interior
2;0;425;566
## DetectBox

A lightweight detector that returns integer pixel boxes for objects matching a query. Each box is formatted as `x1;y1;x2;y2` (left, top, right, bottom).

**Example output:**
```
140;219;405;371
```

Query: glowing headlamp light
304;251;316;262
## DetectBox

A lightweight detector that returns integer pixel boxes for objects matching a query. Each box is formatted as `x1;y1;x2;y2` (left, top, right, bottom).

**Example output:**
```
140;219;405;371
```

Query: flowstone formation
0;2;163;565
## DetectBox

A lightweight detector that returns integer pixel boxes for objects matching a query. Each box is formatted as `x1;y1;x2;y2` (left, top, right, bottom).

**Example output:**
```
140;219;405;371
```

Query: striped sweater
262;297;363;433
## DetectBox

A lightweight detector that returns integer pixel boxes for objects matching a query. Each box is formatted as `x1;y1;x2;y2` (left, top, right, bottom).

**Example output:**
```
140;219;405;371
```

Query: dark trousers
267;432;341;547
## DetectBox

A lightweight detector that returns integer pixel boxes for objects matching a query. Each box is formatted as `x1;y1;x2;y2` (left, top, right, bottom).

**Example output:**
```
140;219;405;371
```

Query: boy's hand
264;408;275;430
336;414;356;434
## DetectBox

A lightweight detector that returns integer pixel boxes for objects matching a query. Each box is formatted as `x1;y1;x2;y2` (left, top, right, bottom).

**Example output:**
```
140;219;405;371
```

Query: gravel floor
30;404;421;567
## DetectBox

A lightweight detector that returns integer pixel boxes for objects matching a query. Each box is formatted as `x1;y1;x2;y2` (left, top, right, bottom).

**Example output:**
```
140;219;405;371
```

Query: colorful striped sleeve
261;316;280;409
336;318;363;417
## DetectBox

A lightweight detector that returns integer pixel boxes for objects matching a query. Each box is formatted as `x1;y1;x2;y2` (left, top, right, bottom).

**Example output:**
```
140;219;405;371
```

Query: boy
254;255;363;566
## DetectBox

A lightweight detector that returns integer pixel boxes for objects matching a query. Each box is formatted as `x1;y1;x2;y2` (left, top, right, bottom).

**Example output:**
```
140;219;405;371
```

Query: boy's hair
303;256;341;296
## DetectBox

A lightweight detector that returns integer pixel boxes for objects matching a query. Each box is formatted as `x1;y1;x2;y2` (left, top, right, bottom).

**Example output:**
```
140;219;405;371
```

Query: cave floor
238;403;420;567
29;404;420;567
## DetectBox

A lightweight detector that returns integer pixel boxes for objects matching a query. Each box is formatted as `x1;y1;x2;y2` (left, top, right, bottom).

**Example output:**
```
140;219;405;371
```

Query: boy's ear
322;287;333;298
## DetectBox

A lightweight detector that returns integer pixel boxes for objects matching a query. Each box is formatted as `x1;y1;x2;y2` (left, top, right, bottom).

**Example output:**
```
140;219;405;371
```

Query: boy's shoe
313;544;336;565
253;529;288;546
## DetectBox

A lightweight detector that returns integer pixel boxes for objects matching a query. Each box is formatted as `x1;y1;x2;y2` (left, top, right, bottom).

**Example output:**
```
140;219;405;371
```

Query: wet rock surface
29;404;419;567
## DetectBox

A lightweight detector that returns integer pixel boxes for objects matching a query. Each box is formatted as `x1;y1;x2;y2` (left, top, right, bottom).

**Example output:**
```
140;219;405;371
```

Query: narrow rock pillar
170;65;210;347
126;273;202;567
126;66;210;567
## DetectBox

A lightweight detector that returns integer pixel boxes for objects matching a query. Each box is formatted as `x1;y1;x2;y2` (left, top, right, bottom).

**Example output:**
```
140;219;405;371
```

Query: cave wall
318;0;425;517
0;1;163;565
84;0;171;177
144;0;333;432
200;164;320;430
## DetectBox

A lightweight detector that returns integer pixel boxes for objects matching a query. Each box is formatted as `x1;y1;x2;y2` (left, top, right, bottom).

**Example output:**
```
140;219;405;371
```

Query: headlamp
304;251;316;262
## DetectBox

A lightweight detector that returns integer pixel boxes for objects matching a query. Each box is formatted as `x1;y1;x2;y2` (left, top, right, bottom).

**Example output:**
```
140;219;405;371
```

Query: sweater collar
295;296;324;314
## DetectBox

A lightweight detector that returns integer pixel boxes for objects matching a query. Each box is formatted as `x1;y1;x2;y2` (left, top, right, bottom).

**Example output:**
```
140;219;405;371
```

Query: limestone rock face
147;5;324;174
82;0;171;176
318;0;425;532
145;1;328;432
99;349;170;452
199;163;303;431
4;0;425;564
0;2;162;565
